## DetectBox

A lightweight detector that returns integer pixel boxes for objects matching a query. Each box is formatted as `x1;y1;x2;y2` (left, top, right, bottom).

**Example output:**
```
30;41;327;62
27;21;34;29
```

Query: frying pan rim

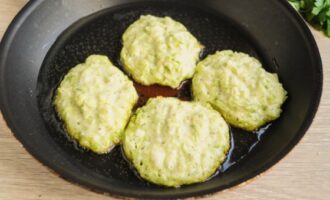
0;0;323;199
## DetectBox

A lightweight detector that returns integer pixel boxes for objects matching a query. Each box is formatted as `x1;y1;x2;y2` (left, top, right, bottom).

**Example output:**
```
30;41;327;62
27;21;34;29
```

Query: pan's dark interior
0;0;322;199
37;2;275;188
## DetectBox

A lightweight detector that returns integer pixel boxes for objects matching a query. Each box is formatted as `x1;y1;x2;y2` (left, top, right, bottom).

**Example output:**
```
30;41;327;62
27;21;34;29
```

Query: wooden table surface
0;1;329;199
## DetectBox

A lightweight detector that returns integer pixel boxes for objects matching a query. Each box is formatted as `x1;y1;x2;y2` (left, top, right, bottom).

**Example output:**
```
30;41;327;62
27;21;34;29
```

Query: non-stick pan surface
0;0;322;199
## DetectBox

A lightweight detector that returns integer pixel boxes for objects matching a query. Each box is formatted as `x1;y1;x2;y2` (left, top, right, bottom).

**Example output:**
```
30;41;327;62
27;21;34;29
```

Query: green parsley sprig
288;0;330;36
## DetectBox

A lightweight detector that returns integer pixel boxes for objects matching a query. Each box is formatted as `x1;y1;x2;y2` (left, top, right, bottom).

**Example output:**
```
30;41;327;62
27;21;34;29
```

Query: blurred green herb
288;0;330;36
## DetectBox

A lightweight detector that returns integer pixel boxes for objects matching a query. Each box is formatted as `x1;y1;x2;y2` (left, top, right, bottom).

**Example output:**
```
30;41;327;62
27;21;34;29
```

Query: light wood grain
0;0;329;199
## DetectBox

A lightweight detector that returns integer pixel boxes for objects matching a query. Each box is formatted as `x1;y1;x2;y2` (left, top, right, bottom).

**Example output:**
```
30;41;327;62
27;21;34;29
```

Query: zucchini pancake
123;97;230;187
54;55;138;154
192;50;287;131
121;15;203;88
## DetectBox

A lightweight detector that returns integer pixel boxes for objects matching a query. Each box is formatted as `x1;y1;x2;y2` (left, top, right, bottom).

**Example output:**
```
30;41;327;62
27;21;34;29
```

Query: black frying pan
0;0;323;199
